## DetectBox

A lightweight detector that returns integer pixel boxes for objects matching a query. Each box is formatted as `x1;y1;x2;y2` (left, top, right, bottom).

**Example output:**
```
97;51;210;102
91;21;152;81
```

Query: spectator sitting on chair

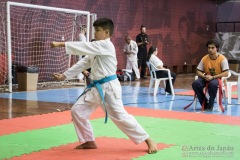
123;35;140;80
146;46;176;94
192;39;229;111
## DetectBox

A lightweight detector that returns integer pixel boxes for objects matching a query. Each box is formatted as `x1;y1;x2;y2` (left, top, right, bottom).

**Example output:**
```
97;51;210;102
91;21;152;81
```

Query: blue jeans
192;77;219;107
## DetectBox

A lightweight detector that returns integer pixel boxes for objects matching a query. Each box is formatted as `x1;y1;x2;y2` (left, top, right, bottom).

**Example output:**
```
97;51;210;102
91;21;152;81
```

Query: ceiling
216;0;232;5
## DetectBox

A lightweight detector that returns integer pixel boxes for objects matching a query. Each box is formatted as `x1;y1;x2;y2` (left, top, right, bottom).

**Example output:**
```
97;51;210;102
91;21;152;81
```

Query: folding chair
227;70;240;104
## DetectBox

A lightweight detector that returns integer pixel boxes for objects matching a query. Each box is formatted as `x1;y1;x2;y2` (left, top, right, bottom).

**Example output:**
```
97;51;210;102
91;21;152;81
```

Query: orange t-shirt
201;54;227;75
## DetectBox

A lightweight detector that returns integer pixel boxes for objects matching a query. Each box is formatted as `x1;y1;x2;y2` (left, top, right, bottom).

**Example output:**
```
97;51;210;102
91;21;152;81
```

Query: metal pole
6;1;12;92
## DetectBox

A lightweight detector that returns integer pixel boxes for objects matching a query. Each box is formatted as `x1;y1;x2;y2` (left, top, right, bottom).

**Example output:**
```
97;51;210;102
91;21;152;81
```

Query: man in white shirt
123;36;140;80
77;26;87;83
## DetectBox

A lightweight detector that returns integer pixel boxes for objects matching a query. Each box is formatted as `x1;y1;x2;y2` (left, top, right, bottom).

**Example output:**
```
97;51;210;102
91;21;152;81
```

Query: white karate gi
64;38;149;144
123;40;140;79
77;33;87;80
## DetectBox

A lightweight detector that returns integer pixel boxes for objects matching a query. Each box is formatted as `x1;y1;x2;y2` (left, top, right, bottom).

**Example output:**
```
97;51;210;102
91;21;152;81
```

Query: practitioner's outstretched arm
51;41;65;48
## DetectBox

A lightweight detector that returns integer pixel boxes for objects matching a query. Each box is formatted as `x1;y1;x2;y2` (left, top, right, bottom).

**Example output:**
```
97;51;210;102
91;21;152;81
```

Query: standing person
192;39;229;111
79;26;87;42
77;26;87;83
123;35;140;80
51;18;157;154
147;46;176;94
136;25;149;79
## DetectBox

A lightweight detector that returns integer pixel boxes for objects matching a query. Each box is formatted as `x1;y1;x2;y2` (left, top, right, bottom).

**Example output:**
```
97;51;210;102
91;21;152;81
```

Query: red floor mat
1;107;240;136
176;85;238;98
10;137;173;160
0;108;104;136
124;107;240;126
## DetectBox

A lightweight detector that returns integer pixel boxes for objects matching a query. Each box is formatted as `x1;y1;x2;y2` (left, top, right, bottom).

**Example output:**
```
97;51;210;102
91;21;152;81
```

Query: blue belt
78;74;117;123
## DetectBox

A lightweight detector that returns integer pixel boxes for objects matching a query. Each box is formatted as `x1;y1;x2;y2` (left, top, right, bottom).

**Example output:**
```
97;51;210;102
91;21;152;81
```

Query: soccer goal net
0;1;96;92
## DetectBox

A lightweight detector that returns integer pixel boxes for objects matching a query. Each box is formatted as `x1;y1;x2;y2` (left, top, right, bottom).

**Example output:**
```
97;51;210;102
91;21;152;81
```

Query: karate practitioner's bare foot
145;138;157;154
75;141;97;149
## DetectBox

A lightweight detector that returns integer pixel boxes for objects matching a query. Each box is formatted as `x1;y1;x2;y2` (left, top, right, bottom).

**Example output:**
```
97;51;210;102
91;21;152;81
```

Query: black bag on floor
116;69;135;81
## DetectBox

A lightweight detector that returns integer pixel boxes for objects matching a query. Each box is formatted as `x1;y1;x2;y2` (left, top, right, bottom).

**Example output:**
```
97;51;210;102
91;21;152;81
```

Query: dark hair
206;39;220;52
140;25;145;30
93;18;114;36
147;46;157;61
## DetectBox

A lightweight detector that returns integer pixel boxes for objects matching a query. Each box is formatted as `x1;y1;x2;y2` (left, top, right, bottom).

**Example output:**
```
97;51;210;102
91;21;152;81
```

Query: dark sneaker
203;102;209;110
141;76;148;79
206;106;214;111
165;89;172;95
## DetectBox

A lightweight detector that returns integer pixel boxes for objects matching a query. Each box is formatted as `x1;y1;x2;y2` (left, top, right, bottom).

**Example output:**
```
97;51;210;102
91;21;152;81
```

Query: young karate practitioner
51;18;157;154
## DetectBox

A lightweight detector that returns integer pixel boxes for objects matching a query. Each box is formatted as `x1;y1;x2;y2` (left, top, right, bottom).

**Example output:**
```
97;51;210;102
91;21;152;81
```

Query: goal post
0;1;94;92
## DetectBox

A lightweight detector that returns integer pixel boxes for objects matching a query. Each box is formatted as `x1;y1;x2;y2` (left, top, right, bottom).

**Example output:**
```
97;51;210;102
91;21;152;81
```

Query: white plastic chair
227;70;240;104
146;62;175;96
193;72;231;111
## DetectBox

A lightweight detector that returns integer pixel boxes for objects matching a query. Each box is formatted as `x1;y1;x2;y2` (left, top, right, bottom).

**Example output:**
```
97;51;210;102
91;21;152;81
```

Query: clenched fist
53;73;66;81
